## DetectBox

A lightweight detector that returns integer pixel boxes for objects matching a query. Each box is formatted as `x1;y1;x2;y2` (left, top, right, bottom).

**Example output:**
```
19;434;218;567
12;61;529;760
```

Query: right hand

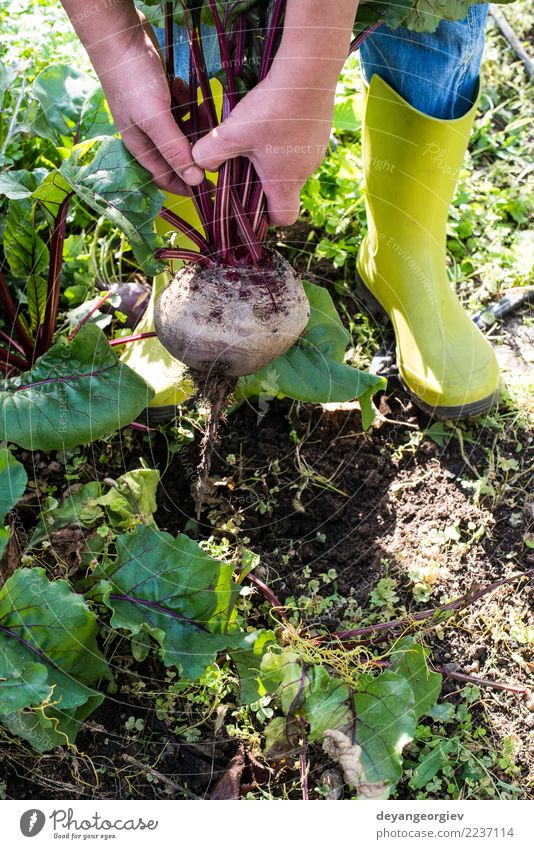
93;15;204;195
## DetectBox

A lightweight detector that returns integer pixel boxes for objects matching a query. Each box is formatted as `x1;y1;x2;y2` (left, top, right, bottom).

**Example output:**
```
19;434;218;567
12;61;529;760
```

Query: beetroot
155;250;309;377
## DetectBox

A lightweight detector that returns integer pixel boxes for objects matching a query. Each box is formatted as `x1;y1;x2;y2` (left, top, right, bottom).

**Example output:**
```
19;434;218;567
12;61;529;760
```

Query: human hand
65;2;204;195
192;66;336;226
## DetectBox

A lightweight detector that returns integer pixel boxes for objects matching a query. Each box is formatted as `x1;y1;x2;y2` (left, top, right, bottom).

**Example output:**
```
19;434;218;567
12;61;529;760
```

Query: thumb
192;123;244;172
263;182;302;227
147;110;204;186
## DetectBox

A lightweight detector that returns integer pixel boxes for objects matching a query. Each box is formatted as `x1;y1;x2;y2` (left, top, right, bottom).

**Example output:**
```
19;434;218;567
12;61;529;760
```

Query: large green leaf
0;448;27;559
261;650;311;715
225;628;278;705
351;670;416;788
239;281;385;427
0;663;49;713
3;198;49;333
92;524;274;700
261;639;441;798
0;568;108;751
33;138;164;276
353;1;513;35
0;324;154;451
31;63;115;145
390;639;442;721
1;693;104;752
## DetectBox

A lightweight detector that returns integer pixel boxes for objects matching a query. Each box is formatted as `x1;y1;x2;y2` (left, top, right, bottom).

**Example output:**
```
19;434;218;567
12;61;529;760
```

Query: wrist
269;52;344;94
61;0;145;74
270;0;356;90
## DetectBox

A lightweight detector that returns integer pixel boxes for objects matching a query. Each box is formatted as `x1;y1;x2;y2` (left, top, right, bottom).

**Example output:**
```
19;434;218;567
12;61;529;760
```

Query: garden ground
0;1;532;800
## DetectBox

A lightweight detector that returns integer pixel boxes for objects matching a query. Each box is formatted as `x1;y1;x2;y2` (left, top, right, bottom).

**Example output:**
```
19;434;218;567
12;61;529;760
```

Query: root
192;371;237;520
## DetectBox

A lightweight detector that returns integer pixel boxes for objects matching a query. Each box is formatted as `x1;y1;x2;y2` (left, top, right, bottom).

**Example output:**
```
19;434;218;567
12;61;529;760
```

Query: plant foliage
0;568;109;751
0;324;154;450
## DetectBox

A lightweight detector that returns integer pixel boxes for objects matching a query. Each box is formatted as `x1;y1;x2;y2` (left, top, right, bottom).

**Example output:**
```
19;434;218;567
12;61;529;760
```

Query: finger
146;110;204;186
138;11;163;59
262;181;302;227
121;128;190;195
192;123;245;172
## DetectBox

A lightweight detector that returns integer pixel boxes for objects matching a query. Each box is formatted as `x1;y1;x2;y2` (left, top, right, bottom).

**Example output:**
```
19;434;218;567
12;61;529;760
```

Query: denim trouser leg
153;24;221;82
359;5;489;119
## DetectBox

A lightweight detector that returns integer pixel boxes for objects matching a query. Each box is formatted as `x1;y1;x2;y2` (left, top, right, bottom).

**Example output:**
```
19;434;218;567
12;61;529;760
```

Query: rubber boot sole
404;383;499;420
355;272;500;421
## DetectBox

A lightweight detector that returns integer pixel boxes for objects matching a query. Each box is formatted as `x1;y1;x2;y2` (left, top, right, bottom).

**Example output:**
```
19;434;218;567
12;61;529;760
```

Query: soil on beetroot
1;300;532;799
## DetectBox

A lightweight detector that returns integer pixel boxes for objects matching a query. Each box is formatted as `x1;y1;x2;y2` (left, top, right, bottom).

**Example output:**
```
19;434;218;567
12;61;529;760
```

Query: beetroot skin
154;250;310;377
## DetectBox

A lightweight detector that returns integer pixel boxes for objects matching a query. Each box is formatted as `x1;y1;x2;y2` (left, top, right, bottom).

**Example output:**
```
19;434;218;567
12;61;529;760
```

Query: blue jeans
155;6;488;120
359;5;488;119
153;23;221;82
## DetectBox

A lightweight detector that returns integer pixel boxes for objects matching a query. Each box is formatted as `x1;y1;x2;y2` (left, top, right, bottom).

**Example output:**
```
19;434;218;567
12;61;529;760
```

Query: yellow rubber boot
357;75;500;419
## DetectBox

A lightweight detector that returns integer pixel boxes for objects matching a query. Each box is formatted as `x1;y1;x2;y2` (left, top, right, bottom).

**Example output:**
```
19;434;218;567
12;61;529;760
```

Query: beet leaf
91;523;277;701
0;324;154;451
0;568;109;752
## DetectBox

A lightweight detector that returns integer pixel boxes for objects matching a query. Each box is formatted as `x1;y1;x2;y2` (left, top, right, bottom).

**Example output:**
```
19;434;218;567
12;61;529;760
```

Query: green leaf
76;87;116;142
351;670;417;791
32;138;164;276
381;0;491;33
31;63;115;145
1;694;104;752
238;280;385;419
32;170;73;220
0;447;27;560
222;629;278;704
261;650;310;715
29;469;160;547
0;324;154;451
0;568;108;751
0;663;49;713
0;448;27;526
94;468;160;528
3;198;49;333
354;1;513;36
130;630;152;664
57;138;164;276
261;647;421;796
409;739;457;790
305;665;351;741
29;481;104;547
301;280;351;361
0;169;48;200
424;422;450;447
261;648;418;796
427;701;455;723
92;524;272;697
264;715;300;760
390;639;442;721
261;650;352;742
333;97;361;133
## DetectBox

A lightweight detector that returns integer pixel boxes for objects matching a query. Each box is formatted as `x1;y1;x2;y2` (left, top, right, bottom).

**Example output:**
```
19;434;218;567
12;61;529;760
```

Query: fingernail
182;165;204;185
